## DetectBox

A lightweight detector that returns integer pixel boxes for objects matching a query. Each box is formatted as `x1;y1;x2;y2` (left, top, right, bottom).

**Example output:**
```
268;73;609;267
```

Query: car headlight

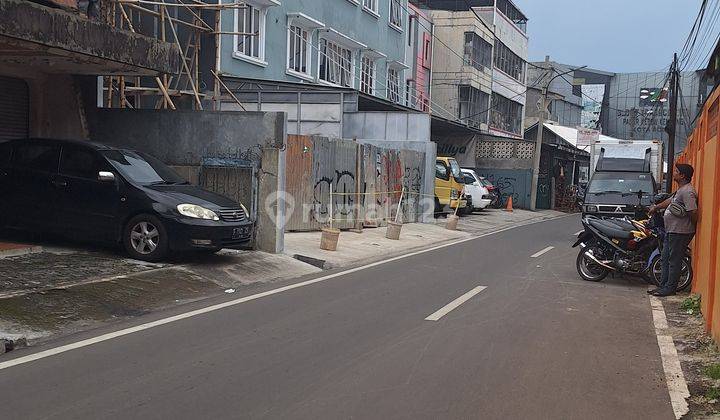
240;203;249;217
177;204;220;221
585;205;598;213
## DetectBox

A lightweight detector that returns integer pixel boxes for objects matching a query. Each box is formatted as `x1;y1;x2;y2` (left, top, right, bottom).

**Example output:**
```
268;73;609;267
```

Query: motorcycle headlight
450;188;459;199
177;204;220;221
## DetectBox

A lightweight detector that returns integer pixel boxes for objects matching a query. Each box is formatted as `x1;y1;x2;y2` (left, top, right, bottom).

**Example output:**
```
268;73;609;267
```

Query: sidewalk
284;209;566;269
0;248;319;344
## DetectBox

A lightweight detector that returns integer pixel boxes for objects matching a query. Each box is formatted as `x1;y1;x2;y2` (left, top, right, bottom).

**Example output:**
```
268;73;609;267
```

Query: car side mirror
98;171;116;182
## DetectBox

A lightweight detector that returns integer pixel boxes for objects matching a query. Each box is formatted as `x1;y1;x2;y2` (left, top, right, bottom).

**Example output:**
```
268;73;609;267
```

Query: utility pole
529;60;587;211
529;56;551;211
665;53;679;192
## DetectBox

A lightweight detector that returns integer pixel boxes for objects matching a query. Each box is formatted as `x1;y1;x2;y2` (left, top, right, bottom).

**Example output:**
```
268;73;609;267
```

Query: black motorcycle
572;192;692;291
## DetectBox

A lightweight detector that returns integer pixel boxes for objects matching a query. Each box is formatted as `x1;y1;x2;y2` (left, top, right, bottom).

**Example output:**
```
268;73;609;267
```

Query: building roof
542;123;626;149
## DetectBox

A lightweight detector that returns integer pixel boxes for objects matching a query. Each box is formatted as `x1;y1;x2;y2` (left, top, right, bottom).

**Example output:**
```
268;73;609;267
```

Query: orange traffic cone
504;196;514;212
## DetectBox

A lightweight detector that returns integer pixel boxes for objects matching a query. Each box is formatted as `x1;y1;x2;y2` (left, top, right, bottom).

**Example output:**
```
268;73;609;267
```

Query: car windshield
587;172;654;195
102;150;187;185
448;159;461;178
479;179;492;187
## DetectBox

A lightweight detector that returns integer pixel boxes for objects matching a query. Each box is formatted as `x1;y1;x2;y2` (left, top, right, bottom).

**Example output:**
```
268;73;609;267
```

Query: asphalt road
0;215;674;419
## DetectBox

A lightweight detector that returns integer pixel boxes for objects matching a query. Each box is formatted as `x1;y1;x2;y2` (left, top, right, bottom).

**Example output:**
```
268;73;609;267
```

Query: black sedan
0;138;254;261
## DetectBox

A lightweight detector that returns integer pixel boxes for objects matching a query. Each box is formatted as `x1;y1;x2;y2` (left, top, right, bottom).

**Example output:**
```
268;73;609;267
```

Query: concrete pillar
255;141;286;254
422;141;437;223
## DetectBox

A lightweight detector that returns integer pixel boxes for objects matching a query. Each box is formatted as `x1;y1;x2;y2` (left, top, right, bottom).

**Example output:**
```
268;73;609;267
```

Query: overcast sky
511;0;706;72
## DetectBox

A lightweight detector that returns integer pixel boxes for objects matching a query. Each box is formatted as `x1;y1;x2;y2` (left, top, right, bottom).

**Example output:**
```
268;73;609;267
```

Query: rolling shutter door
0;76;30;141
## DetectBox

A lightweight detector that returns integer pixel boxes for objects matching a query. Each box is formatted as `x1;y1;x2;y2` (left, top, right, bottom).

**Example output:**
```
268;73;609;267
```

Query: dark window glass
0;142;11;167
587;172;654;195
13;143;60;172
458;85;490;128
435;162;448;179
60;146;102;179
489;93;523;135
495;0;527;32
463;32;492;71
102;150;186;185
493;39;525;82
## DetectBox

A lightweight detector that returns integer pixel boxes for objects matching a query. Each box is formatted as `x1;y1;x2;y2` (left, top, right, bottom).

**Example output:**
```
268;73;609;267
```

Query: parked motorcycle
572;192;692;291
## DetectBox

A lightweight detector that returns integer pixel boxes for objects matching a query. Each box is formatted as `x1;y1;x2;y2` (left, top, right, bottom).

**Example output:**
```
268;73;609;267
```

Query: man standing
648;164;698;297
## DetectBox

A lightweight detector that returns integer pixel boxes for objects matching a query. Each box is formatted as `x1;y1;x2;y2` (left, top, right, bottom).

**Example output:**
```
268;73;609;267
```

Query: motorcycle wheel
576;248;609;282
650;255;693;291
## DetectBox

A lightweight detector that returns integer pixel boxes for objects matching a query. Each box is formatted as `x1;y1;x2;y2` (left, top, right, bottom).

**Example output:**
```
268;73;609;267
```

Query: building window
489;93;523;135
389;0;403;29
319;39;354;87
235;5;264;61
288;25;310;75
422;33;432;69
361;56;376;94
363;0;378;14
493;39;525;82
387;67;400;103
407;16;414;46
458;85;489;129
495;0;527;33
463;32;492;71
406;79;415;107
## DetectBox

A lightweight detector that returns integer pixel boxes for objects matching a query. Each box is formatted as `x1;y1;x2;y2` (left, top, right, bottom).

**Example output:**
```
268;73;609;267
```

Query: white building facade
474;0;528;139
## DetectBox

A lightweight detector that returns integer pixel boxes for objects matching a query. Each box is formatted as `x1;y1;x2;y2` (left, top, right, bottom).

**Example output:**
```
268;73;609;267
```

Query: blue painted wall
219;0;408;101
476;168;533;209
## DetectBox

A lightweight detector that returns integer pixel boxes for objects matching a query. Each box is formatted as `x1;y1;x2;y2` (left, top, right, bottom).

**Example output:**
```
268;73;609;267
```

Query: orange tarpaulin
676;85;720;341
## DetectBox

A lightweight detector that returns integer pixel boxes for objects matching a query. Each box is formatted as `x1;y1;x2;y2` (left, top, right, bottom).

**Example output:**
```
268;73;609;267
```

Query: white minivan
460;168;492;212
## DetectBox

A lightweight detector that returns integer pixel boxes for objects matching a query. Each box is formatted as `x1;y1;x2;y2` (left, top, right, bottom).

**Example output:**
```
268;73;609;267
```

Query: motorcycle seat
588;219;633;239
603;219;635;231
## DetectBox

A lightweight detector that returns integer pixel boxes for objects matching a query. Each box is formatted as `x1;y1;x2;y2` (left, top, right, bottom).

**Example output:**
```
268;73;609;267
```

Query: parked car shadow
0;228;121;257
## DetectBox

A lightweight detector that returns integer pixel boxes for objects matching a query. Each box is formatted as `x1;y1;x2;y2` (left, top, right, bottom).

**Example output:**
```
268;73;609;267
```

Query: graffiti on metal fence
312;170;357;219
286;136;428;230
480;173;520;205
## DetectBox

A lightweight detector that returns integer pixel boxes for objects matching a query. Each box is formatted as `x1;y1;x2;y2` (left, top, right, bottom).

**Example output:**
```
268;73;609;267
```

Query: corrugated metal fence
676;85;720;343
286;135;426;231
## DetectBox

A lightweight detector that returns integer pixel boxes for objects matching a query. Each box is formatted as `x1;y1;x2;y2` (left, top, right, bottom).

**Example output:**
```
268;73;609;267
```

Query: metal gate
199;158;258;221
536;149;552;209
0;76;30;141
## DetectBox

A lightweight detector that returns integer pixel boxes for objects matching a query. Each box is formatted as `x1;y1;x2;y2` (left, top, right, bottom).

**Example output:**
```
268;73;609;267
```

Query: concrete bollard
320;228;341;251
385;221;402;240
446;214;459;231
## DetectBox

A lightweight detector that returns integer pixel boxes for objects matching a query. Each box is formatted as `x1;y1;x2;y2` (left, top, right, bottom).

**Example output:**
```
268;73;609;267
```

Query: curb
0;245;43;259
292;254;328;269
292;213;574;272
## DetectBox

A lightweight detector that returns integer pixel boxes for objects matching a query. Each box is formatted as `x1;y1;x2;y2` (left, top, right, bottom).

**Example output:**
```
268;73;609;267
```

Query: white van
460;168;492;212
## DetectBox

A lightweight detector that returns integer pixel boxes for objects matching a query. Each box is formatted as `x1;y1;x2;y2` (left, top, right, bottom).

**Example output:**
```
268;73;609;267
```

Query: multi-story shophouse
215;0;434;138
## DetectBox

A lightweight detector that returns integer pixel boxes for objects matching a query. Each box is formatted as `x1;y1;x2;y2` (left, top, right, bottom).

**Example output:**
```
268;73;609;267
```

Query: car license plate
232;227;249;239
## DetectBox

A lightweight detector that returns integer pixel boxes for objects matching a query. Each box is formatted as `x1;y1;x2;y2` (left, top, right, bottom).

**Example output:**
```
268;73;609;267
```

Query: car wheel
123;214;169;262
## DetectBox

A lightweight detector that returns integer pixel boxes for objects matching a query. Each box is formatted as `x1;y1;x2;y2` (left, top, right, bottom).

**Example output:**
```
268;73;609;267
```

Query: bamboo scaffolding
103;0;256;111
